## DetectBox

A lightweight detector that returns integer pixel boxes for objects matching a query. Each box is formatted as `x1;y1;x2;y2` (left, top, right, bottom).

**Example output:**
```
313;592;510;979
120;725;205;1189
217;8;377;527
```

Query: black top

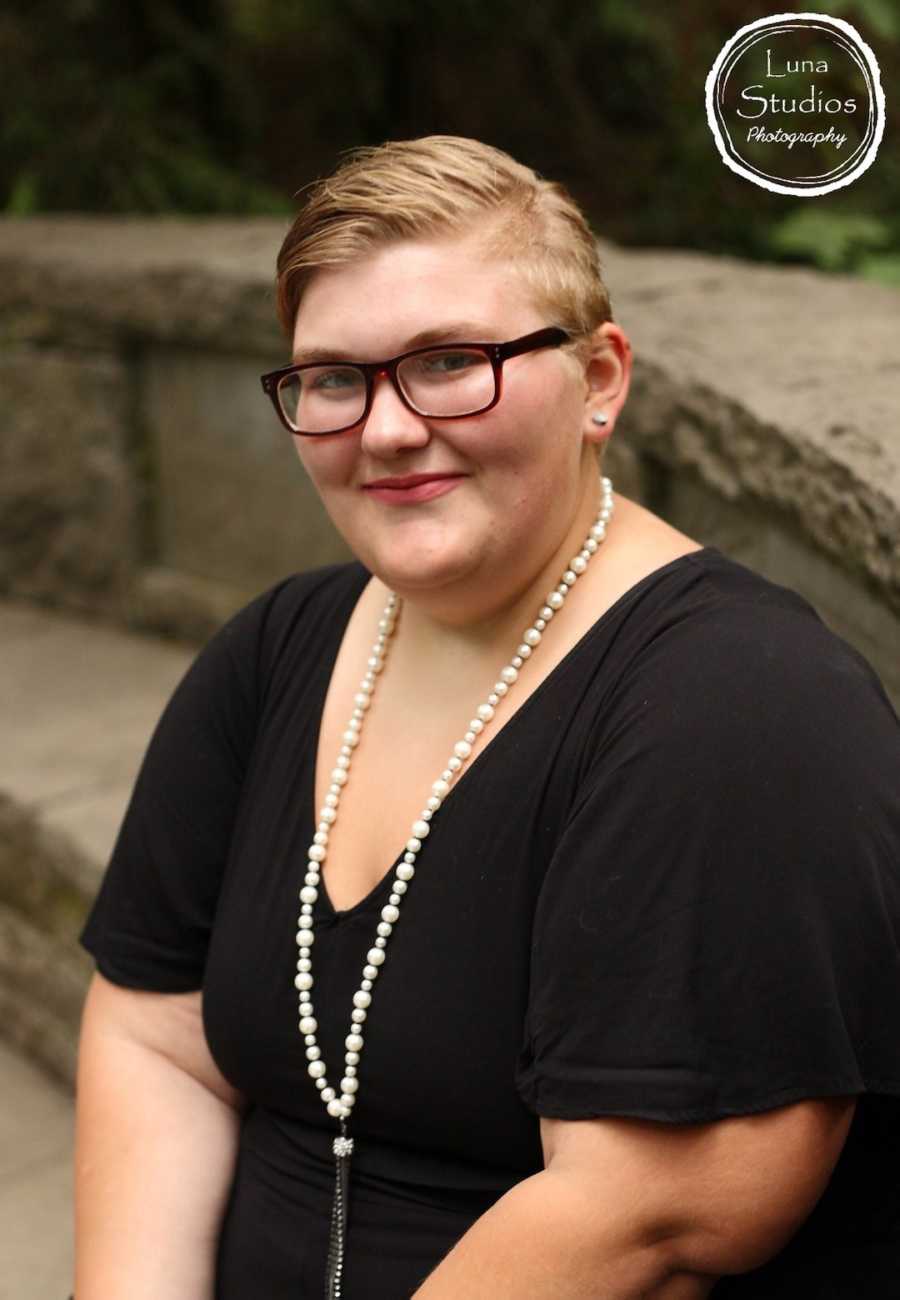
79;546;900;1298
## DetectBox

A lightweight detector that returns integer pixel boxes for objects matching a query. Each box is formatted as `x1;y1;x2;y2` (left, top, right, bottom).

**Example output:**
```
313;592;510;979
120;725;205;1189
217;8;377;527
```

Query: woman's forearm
74;1019;243;1299
411;1168;716;1300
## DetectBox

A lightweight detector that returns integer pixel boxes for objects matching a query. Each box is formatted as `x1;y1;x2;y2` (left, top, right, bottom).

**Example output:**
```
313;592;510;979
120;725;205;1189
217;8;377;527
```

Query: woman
75;136;900;1298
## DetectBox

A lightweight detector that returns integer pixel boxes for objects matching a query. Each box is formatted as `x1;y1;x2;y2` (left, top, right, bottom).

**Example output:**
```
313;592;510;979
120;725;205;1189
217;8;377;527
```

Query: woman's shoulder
618;543;885;689
582;542;898;763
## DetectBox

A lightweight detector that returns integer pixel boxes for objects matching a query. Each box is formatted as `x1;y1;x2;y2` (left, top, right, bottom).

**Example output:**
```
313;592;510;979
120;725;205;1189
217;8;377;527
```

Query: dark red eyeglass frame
260;326;572;436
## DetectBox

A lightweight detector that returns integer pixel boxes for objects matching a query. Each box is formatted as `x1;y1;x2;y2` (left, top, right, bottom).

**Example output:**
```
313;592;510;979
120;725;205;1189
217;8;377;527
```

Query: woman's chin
362;540;481;594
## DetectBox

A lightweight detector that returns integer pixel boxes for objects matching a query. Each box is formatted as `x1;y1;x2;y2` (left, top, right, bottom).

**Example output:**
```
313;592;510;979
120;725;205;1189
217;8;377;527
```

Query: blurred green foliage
1;0;896;281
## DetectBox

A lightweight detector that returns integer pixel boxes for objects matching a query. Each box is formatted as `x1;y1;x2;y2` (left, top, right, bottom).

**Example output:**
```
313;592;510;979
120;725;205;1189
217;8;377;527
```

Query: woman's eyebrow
291;321;500;365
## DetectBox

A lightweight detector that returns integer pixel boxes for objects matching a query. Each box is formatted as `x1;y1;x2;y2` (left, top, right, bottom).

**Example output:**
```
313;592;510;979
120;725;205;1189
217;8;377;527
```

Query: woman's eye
422;351;477;374
311;369;361;389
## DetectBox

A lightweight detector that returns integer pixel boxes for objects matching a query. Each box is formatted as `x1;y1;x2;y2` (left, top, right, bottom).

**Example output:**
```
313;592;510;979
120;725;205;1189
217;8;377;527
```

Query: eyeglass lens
276;347;496;433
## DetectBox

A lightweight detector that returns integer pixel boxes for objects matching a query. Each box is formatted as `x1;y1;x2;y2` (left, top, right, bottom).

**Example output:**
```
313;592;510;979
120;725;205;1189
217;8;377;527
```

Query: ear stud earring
591;412;609;426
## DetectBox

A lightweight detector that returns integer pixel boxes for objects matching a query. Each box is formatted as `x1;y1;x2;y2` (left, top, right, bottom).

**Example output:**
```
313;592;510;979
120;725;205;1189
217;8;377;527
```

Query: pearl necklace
296;474;615;1298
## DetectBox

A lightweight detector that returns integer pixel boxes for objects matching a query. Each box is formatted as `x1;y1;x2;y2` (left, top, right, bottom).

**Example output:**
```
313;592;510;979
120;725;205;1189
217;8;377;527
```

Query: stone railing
2;216;898;695
1;218;898;1084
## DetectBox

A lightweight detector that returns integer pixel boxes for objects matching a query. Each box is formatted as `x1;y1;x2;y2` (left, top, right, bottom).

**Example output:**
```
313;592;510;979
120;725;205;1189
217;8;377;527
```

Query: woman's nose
359;369;430;453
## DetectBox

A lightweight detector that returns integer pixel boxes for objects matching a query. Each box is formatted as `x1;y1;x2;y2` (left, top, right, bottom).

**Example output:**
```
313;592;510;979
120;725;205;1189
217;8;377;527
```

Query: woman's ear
582;323;633;445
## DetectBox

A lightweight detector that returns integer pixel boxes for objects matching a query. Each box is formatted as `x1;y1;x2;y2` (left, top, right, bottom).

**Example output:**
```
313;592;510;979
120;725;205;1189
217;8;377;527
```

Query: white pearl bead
296;929;314;946
306;1045;321;1060
540;607;554;620
299;1016;318;1034
571;555;587;573
308;844;326;861
367;948;385;966
467;720;483;735
321;1087;336;1102
345;1033;364;1051
535;618;546;631
374;936;386;948
487;693;499;706
377;922;392;937
447;756;462;773
294;973;313;991
363;964;379;979
548;591;564;609
453;740;472;760
308;1059;326;1078
327;1098;344;1117
477;704;495;721
331;768;348;785
511;656;523;669
299;886;318;904
354;692;370;709
297;958;311;971
304;871;319;886
340;1095;356;1109
381;904;400;923
304;1034;315;1045
563;570;577;585
392;883;406;896
412;819;430;837
361;979;372;991
406;836;422;852
346;1051;360;1065
353;990;371;1008
341;1076;359;1093
493;681;508;697
397;863;415;880
351;1009;367;1024
500;666;518;684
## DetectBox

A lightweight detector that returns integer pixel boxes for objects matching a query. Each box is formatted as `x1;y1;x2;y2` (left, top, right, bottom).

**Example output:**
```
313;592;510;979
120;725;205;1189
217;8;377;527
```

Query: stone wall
1;217;898;1084
1;216;897;697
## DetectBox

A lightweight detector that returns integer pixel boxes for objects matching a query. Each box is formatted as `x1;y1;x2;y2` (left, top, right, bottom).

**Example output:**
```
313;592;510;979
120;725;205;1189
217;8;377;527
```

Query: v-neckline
307;547;715;920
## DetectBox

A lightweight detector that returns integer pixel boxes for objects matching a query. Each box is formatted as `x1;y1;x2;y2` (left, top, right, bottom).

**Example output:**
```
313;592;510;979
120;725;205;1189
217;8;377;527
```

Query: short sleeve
78;577;294;992
515;598;900;1124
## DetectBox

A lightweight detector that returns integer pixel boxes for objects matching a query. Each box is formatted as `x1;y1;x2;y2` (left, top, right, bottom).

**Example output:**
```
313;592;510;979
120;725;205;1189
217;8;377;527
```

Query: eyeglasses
260;326;571;436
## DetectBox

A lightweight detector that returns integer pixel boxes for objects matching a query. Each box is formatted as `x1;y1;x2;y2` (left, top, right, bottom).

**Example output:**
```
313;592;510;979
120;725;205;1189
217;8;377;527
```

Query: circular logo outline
705;11;885;197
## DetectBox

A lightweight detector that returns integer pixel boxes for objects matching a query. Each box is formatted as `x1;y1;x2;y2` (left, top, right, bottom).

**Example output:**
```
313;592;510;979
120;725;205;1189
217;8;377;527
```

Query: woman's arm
411;1097;856;1298
74;972;247;1300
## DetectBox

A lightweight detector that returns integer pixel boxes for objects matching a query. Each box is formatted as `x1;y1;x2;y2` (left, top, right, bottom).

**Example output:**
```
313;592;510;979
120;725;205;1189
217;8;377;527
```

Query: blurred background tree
1;0;896;281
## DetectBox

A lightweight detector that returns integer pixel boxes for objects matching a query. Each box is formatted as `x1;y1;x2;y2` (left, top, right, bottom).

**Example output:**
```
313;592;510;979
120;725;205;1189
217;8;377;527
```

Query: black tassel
324;1124;354;1299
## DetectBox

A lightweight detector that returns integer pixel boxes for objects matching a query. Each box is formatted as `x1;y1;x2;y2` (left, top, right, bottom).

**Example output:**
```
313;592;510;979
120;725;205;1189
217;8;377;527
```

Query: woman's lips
362;476;466;504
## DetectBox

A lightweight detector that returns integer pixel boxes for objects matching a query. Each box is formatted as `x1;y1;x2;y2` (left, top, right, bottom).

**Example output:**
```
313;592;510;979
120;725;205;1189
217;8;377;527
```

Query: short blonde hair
275;135;614;366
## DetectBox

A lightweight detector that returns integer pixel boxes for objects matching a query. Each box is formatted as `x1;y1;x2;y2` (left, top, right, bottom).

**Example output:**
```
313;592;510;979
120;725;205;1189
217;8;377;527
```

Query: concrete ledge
0;797;94;1088
1;216;897;614
1;219;898;1082
0;599;195;1084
